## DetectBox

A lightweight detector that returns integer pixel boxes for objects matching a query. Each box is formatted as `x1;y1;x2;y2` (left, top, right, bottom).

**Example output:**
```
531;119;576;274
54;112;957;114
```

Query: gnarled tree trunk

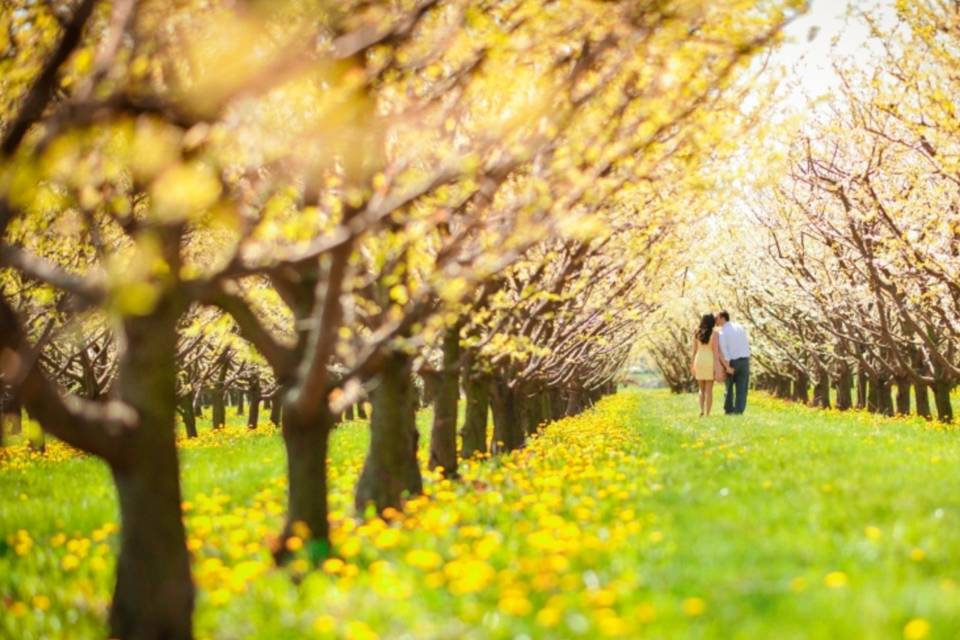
211;358;227;429
276;399;333;562
915;382;931;420
835;366;852;411
491;378;523;453
178;396;198;439
247;374;261;430
856;369;868;409
894;376;911;416
933;379;953;423
460;369;489;458
270;389;283;426
109;297;193;640
812;369;830;409
355;350;422;513
428;324;460;478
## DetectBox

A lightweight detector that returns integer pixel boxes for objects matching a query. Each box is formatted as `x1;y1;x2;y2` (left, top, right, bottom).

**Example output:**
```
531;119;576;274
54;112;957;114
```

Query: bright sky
777;0;897;106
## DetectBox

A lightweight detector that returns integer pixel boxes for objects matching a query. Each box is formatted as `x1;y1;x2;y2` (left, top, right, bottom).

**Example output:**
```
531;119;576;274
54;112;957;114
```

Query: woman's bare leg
698;381;706;416
705;381;714;416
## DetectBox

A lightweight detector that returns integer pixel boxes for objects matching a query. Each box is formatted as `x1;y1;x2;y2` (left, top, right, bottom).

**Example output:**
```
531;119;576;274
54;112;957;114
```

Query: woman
690;313;732;417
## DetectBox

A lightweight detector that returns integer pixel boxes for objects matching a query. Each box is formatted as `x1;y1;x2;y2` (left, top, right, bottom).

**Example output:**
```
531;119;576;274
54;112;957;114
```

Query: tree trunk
490;378;524;453
355;350;422;514
866;375;879;413
549;389;565;420
565;389;585;416
109;299;193;640
540;392;553;428
179;397;198;439
856;369;868;409
523;390;546;436
877;377;894;417
275;402;333;563
894;377;911;417
460;371;489;459
344;404;355;421
793;371;810;404
835;367;852;411
357;402;368;419
915;382;932;420
812;369;830;409
211;360;227;429
933;379;953;423
775;376;791;399
247;374;261;430
270;390;283;426
428;324;460;479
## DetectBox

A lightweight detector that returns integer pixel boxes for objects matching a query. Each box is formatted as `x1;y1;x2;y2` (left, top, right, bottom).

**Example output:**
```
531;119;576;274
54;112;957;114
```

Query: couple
690;310;750;417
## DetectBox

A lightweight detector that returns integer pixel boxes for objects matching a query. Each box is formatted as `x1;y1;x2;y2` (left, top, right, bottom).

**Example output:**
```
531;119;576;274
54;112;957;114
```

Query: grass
2;391;960;638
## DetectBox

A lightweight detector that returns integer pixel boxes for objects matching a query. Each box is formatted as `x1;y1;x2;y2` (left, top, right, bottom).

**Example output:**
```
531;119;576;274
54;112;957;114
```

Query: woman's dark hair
697;313;716;344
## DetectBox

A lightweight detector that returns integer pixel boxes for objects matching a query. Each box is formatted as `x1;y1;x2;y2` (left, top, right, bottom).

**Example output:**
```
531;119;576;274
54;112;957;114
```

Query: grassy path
623;390;960;639
2;390;960;638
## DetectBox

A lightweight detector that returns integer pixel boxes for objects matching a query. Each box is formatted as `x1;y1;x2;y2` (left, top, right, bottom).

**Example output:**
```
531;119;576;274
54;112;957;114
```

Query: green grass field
2;390;960;639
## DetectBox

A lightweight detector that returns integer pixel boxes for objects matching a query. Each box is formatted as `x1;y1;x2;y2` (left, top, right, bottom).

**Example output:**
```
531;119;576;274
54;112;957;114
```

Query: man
716;310;750;415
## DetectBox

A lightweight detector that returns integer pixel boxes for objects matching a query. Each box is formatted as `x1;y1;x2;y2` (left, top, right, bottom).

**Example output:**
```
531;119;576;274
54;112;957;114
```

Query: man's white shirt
719;322;750;361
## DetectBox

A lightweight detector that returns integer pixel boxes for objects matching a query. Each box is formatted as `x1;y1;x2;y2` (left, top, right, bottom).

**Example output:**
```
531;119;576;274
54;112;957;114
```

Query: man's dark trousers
724;357;750;414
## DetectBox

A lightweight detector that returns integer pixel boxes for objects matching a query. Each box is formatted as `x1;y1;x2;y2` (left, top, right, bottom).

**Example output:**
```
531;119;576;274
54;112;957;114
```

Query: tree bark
933;379;953;423
915;382;932;420
355;350;423;514
428;324;460;478
270;389;283;426
275;401;333;563
856;369;868;409
235;389;244;416
835;366;852;411
109;299;193;640
812;369;830;409
490;378;524;453
247;374;261;430
460;372;490;458
211;359;227;429
523;390;546;436
549;389;565;420
877;376;894;417
793;371;810;404
179;397;198;439
775;376;791;399
894;377;911;417
565;389;586;416
866;375;879;413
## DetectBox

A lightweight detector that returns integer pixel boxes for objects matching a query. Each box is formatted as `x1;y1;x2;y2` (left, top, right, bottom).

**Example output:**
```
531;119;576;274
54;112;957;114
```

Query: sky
777;0;896;106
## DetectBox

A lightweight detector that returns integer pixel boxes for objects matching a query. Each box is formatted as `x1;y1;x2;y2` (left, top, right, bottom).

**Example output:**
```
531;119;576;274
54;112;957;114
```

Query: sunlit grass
3;391;960;638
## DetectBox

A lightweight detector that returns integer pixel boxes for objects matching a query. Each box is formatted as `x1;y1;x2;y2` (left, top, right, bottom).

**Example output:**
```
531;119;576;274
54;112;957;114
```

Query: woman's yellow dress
694;342;714;381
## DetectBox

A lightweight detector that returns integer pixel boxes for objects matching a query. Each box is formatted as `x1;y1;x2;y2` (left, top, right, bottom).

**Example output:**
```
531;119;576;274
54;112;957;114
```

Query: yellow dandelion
682;597;706;617
536;606;562;628
824;571;848;589
285;536;303;552
313;614;336;633
322;558;345;574
903;618;931;640
405;549;443;570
